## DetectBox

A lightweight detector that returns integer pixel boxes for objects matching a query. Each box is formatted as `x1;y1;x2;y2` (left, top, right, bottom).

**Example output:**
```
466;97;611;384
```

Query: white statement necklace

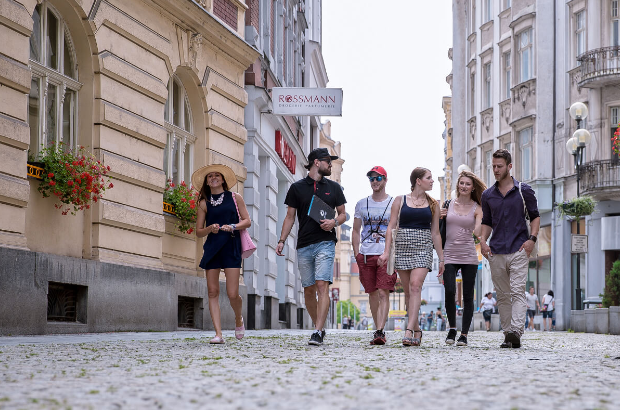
210;193;225;207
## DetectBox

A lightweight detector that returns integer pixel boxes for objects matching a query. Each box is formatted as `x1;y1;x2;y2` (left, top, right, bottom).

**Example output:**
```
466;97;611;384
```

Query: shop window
28;2;80;157
164;77;195;185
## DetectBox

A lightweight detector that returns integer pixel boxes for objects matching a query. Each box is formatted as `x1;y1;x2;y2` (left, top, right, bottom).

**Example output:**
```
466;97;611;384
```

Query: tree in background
335;300;360;324
602;260;620;308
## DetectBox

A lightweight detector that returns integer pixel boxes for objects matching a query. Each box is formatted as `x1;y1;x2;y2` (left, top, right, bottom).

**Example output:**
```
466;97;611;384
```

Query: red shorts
356;254;397;294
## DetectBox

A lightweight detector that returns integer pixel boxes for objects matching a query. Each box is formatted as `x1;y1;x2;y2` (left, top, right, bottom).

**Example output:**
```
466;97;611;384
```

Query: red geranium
164;179;197;234
36;142;114;215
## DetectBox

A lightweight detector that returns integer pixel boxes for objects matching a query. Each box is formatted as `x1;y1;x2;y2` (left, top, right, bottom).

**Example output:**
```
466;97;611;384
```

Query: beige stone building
0;0;259;334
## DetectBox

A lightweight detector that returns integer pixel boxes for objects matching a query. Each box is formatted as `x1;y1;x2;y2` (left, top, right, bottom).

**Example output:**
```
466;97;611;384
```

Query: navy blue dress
199;191;242;270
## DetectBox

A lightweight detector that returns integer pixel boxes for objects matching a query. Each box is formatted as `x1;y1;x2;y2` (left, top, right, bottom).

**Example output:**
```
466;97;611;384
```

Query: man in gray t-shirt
525;286;540;331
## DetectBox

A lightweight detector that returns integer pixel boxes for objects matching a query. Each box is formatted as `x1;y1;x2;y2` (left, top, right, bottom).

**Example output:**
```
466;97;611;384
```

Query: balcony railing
579;159;620;194
576;46;620;87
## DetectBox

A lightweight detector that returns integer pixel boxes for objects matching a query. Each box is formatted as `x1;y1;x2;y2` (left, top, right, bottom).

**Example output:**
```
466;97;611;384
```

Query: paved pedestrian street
0;330;618;410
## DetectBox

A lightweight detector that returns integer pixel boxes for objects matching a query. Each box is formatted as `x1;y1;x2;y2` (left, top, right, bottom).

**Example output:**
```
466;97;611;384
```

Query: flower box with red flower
163;180;199;234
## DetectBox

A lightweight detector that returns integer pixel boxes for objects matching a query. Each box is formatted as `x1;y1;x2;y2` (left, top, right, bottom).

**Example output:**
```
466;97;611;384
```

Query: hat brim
191;164;237;192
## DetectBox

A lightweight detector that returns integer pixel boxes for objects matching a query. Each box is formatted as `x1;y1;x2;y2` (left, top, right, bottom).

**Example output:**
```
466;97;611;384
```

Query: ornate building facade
0;0;258;334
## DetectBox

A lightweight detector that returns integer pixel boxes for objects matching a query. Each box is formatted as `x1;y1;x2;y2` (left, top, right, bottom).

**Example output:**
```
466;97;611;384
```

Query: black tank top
399;195;432;230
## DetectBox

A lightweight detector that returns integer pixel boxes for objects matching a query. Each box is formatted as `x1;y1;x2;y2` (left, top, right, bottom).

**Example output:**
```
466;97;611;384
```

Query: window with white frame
163;77;195;186
470;1;476;34
484;0;493;23
519;127;533;181
518;29;533;82
504;51;512;99
611;107;620;161
484;63;492;109
28;2;81;157
504;0;512;10
485;150;493;186
613;1;620;48
576;11;586;63
470;72;476;117
505;141;514;155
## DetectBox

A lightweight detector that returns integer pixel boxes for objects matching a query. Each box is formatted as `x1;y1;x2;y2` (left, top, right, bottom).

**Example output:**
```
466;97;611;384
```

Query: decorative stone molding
448;48;453;60
500;99;511;125
467;116;477;140
481;108;493;132
189;33;203;68
512;78;536;108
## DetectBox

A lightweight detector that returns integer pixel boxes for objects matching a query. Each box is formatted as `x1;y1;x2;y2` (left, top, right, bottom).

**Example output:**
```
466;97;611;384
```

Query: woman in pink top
440;171;486;347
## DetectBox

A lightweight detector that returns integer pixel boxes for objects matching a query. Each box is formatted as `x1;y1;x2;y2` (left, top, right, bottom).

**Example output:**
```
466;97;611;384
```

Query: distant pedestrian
440;170;486;346
362;317;369;330
541;290;555;331
352;165;395;345
480;149;540;348
426;311;433;331
525;286;540;331
379;168;445;346
342;315;349;330
193;165;250;344
479;292;496;331
436;308;444;332
276;148;347;346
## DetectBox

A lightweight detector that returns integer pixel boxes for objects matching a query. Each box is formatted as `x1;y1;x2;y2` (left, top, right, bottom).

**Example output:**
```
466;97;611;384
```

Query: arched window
163;76;195;185
28;1;81;156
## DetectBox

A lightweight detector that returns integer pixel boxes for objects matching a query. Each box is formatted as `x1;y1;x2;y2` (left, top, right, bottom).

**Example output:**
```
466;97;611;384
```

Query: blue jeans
297;241;336;287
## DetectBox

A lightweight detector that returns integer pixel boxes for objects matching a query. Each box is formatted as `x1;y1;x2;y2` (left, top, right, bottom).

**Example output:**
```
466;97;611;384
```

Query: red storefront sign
275;130;296;173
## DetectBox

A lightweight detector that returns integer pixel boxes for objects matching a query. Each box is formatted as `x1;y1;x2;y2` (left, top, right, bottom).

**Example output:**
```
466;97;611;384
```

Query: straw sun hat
191;164;238;192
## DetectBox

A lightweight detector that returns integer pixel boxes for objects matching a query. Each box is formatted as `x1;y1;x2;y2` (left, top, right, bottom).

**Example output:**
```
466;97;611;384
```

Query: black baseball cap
305;148;338;170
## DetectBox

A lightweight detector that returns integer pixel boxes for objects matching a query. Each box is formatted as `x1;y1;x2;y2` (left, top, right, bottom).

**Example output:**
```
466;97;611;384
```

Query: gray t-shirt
354;196;393;255
526;293;538;310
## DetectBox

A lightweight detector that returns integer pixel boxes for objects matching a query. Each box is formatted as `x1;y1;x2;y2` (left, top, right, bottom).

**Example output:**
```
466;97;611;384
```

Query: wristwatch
528;235;537;243
334;218;340;227
278;239;286;244
231;224;236;231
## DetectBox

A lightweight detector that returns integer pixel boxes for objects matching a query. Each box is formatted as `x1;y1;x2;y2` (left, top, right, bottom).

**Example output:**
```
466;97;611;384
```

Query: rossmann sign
272;88;343;116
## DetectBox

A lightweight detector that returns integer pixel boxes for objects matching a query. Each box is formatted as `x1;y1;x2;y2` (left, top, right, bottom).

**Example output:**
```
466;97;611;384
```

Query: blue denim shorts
297;241;336;287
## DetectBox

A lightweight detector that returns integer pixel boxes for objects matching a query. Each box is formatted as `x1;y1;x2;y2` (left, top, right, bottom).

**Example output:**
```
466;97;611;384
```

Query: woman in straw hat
192;164;251;344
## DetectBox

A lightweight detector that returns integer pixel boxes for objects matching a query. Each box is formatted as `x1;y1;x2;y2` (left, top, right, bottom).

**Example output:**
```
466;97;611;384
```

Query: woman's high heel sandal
411;330;423;346
402;329;415;346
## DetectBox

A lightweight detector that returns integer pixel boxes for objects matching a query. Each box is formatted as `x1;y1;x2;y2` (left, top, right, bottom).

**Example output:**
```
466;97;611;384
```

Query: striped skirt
394;228;434;271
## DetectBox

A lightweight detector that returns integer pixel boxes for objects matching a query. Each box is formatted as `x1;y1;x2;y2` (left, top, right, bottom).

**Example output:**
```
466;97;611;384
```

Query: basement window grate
47;283;78;322
178;296;195;328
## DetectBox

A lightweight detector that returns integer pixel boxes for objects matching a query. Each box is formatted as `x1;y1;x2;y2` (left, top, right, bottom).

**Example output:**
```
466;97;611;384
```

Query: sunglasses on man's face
319;157;332;164
368;176;384;182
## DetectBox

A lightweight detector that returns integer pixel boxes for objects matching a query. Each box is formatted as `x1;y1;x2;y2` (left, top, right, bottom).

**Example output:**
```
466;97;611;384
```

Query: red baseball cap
366;166;387;178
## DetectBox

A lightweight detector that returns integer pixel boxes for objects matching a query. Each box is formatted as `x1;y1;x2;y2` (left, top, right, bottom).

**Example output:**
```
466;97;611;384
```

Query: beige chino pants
488;250;529;337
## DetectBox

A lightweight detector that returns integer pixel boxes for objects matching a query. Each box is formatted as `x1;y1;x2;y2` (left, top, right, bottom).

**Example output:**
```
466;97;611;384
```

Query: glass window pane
62;90;73;150
63;33;74;78
614;21;619;46
163;134;171;179
184;97;191;132
523;146;531;180
46;9;58;70
184;145;191;185
520;128;532;144
30;5;42;62
46;83;57;146
29;78;40;155
173;80;181;127
172;137;179;184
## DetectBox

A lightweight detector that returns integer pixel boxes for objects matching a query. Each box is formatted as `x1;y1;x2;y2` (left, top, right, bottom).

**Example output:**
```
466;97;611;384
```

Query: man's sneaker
500;331;521;348
445;329;457;345
456;335;468;346
371;330;386;345
308;331;323;346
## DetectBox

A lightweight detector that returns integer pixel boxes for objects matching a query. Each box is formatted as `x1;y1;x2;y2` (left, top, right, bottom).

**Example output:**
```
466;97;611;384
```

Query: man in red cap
352;166;396;345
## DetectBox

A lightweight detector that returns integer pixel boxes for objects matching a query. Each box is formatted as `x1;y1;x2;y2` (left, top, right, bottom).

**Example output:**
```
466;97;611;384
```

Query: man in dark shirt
479;149;540;348
276;148;346;346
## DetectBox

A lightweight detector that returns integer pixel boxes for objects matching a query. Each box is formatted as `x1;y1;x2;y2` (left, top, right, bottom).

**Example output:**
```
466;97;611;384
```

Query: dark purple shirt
481;177;540;255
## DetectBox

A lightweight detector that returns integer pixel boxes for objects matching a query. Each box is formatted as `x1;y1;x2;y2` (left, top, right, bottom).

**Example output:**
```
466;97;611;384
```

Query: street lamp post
566;102;593;310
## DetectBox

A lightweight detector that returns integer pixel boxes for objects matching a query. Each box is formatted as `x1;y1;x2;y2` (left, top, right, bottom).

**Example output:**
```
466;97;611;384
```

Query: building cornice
150;0;260;68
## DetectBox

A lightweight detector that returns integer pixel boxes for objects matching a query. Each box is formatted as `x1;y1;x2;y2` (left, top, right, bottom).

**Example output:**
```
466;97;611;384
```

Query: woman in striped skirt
379;167;445;346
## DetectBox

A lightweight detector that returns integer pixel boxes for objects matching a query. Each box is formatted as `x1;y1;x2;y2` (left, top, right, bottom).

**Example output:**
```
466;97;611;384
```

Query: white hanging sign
271;87;343;116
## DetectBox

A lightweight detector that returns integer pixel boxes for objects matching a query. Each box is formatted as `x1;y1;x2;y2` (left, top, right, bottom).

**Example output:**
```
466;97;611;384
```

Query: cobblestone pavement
0;329;619;410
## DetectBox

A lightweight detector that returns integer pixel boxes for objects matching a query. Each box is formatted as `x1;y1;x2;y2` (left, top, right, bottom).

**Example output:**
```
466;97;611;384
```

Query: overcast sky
322;1;453;217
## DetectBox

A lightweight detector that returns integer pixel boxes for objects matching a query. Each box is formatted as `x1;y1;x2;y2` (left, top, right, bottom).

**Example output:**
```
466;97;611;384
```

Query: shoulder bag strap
231;192;241;220
518;182;530;221
396;195;405;230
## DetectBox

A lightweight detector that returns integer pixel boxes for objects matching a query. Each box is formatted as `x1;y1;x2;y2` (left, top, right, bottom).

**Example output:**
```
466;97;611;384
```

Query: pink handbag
232;192;256;259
